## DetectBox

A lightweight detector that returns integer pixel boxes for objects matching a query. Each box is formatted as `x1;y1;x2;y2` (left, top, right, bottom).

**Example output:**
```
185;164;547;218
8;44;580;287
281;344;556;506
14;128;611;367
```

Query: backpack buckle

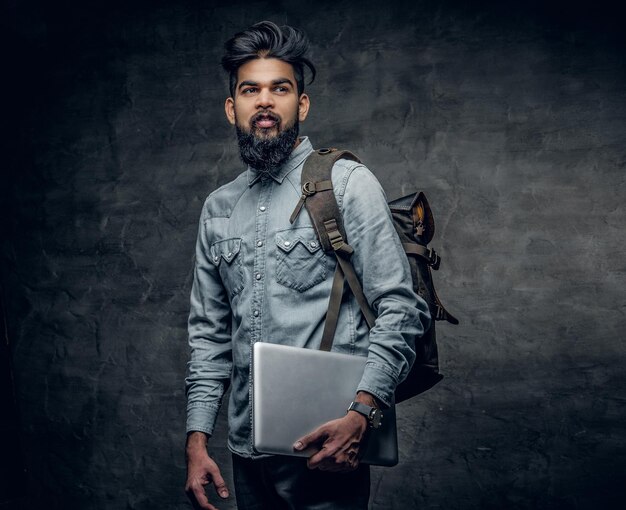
428;248;441;270
302;181;317;196
435;305;446;321
290;181;320;224
324;219;354;255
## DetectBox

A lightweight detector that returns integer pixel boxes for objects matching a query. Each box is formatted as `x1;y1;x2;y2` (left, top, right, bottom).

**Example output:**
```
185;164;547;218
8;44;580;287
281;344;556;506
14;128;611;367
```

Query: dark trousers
232;454;370;510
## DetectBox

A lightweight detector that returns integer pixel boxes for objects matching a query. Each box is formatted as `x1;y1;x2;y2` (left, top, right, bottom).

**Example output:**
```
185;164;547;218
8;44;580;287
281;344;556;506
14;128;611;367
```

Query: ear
298;93;310;122
225;97;236;125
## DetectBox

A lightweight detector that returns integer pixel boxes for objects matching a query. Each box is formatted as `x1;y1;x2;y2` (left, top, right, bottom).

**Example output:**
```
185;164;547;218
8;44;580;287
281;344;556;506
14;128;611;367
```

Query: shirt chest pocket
275;228;328;292
209;237;245;298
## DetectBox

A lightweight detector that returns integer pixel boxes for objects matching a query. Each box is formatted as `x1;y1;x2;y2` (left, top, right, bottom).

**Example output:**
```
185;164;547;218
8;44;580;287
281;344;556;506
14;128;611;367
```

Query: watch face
370;409;382;429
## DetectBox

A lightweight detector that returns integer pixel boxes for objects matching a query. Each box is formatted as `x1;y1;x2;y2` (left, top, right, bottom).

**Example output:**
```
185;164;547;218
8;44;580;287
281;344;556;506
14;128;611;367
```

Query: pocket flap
209;238;242;265
275;229;321;254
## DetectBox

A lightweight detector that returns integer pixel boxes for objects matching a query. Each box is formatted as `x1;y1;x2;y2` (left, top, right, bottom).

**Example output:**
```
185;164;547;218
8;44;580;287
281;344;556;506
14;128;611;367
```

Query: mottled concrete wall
3;1;625;509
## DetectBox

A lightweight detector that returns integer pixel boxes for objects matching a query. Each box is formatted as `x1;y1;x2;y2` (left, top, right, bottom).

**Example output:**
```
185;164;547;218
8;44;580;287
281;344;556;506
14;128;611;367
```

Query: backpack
289;148;458;403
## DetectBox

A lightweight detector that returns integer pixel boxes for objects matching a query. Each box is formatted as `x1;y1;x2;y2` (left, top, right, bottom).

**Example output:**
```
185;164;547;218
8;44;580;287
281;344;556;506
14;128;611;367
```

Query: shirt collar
247;137;314;187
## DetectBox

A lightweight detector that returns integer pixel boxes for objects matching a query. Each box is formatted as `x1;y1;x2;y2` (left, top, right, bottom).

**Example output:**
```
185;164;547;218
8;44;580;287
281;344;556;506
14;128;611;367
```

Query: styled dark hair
221;21;316;97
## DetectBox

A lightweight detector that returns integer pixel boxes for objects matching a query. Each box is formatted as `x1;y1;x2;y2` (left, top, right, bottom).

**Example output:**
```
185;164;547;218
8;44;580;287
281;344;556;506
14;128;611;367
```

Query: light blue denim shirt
186;136;430;457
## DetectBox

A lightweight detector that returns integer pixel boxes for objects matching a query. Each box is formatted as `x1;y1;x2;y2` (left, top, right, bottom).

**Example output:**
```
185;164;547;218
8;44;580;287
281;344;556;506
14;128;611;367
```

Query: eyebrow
237;78;295;91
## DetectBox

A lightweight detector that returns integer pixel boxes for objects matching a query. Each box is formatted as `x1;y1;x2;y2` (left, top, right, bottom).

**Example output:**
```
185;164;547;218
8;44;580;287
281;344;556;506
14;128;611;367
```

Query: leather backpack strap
318;262;345;352
402;243;441;270
290;148;377;352
290;148;360;250
324;219;376;329
319;219;377;351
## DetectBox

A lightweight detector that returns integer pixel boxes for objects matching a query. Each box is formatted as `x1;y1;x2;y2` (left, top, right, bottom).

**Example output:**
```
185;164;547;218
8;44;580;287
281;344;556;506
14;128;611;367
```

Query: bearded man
184;21;429;510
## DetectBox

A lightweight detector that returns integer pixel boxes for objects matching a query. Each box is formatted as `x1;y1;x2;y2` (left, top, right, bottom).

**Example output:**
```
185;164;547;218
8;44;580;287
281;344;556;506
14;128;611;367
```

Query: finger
294;427;326;451
347;450;359;463
211;470;230;499
188;482;218;510
306;449;326;469
319;461;340;472
326;459;357;473
307;444;339;470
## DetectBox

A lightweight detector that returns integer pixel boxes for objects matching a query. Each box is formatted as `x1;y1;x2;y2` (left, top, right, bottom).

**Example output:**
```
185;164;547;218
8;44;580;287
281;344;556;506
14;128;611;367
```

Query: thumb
211;469;229;499
294;426;326;451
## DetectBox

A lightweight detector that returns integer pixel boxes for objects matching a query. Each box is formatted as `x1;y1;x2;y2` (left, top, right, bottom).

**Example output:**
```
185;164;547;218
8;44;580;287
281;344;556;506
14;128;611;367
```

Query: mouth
252;112;280;130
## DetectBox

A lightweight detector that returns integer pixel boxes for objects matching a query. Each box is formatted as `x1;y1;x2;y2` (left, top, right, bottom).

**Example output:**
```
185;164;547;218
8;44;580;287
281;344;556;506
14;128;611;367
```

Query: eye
241;87;257;95
273;86;289;93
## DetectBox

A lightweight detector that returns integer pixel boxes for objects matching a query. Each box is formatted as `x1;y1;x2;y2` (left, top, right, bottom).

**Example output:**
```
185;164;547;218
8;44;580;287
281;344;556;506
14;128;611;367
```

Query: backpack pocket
275;227;328;292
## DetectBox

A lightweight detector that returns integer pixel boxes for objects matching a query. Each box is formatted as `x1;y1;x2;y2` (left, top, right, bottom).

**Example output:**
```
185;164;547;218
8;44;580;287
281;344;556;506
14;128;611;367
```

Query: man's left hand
293;405;369;472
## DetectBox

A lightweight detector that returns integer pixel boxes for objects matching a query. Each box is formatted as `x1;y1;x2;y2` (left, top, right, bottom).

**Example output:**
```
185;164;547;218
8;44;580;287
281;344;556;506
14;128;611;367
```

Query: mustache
251;110;281;126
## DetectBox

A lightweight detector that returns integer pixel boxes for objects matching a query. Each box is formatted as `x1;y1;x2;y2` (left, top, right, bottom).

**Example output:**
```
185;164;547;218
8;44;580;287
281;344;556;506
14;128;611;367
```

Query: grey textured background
2;0;625;509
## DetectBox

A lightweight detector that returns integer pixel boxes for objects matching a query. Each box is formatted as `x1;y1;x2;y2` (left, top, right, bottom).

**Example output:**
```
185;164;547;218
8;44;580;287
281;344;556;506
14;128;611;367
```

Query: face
225;58;310;141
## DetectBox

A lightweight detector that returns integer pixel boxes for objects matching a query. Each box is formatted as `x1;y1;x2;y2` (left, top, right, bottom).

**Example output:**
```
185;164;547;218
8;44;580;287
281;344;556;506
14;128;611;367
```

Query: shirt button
253;310;259;317
255;273;262;280
284;241;291;247
259;206;266;212
310;241;317;248
213;256;219;263
257;240;263;247
227;252;232;258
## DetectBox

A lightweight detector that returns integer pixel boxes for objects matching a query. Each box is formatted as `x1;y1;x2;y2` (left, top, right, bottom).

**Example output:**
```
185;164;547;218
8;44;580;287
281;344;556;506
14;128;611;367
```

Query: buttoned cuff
186;402;220;436
356;361;400;408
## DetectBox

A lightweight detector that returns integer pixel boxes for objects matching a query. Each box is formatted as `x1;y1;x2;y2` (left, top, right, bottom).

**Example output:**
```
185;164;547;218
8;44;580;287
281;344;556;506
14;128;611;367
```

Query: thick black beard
236;120;299;175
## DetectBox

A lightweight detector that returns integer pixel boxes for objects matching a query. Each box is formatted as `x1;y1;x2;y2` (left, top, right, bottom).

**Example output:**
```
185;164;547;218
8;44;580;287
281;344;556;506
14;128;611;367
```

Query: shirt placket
250;177;274;340
248;176;274;451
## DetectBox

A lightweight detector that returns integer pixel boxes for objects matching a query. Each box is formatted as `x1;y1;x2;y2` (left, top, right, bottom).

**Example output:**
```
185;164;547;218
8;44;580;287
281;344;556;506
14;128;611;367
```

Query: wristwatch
347;401;383;429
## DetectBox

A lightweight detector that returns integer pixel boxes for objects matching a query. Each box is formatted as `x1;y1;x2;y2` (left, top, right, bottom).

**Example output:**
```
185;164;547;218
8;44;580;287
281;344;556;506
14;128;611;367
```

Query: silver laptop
252;342;398;466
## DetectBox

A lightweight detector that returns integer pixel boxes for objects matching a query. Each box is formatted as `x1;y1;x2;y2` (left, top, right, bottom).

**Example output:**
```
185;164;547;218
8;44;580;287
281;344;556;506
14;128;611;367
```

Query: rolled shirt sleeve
185;198;233;435
340;164;431;407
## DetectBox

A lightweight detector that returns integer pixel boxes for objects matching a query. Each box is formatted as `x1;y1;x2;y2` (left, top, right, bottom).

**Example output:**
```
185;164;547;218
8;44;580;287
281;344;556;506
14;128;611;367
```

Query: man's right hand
185;431;230;510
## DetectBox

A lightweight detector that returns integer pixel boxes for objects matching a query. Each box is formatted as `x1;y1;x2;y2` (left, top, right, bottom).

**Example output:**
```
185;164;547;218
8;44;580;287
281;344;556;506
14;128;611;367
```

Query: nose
255;88;274;109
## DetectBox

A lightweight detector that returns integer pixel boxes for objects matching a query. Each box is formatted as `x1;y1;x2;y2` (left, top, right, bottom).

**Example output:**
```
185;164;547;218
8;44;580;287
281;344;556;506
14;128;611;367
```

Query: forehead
235;58;296;86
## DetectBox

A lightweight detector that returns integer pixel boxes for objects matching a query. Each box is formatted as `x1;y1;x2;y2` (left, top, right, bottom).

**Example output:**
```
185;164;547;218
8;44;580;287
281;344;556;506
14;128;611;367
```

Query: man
185;21;430;510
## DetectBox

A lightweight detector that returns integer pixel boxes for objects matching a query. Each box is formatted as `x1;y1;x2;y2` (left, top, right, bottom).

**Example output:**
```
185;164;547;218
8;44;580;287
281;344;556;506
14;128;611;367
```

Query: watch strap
347;401;382;428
